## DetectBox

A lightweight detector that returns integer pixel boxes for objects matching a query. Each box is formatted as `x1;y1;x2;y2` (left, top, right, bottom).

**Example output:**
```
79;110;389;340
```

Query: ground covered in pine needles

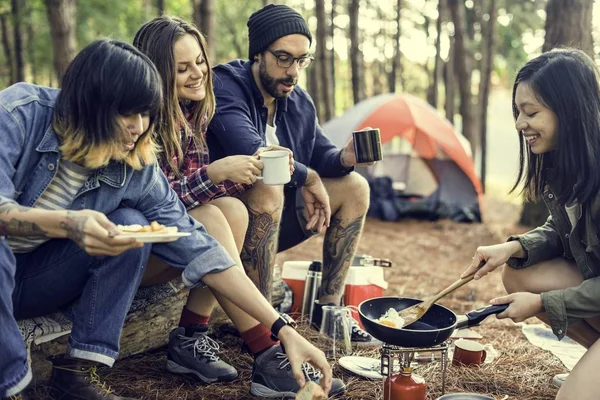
31;198;569;399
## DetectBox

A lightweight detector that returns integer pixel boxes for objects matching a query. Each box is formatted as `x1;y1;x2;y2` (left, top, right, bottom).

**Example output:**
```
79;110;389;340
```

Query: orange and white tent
324;93;482;222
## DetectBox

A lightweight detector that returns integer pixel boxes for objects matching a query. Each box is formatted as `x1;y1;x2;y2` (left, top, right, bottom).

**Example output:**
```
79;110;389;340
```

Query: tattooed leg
319;172;370;304
240;204;280;302
320;214;365;303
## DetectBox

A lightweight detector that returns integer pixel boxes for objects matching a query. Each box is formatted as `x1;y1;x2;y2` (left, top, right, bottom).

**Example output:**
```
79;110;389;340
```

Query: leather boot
48;354;139;400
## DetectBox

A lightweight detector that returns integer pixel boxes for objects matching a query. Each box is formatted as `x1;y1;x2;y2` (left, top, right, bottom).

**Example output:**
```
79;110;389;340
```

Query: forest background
1;0;599;223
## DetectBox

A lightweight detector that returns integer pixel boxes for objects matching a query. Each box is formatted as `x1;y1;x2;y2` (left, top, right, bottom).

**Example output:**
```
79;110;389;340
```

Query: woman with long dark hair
462;48;600;400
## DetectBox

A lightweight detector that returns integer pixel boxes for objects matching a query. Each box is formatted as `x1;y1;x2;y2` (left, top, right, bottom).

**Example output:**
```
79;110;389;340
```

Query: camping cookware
397;263;482;328
353;128;383;163
358;297;508;347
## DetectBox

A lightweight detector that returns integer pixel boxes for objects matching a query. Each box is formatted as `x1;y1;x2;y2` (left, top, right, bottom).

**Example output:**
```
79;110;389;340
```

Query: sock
178;306;210;328
240;324;279;356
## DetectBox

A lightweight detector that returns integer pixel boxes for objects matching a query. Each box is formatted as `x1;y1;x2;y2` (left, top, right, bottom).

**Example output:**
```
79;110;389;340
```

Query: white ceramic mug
257;150;291;185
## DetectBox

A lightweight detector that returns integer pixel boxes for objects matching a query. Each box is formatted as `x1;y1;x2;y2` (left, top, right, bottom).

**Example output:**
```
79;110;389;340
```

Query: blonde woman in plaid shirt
132;16;345;398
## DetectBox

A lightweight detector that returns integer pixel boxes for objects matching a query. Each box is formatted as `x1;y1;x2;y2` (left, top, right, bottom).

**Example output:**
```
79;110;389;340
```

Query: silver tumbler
301;261;322;322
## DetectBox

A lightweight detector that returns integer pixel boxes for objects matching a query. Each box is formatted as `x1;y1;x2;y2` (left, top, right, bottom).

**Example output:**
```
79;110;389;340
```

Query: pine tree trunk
0;13;14;84
543;0;593;55
448;0;476;154
478;0;496;194
44;0;76;85
191;0;201;31
330;0;336;113
389;0;402;93
26;7;36;83
348;0;364;104
427;0;443;107
307;52;320;117
11;0;24;82
199;0;215;64
155;0;164;15
316;0;333;122
444;37;455;124
376;60;386;95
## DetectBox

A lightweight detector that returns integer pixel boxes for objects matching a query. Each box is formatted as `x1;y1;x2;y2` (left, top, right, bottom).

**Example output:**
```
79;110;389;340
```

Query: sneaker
349;318;381;346
166;326;238;383
311;301;379;345
48;354;138;399
553;372;568;388
250;344;346;398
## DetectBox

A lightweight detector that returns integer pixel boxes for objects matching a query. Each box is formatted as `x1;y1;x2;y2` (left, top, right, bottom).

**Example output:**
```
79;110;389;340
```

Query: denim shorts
277;188;317;252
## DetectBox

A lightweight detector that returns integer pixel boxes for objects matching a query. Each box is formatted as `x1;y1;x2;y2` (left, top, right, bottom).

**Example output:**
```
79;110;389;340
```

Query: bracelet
270;313;297;339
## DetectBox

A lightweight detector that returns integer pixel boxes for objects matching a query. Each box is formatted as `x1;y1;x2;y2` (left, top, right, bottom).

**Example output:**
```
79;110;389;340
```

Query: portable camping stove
380;341;449;394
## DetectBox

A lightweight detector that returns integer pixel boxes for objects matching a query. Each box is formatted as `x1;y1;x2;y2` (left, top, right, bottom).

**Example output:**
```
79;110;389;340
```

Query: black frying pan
358;297;508;347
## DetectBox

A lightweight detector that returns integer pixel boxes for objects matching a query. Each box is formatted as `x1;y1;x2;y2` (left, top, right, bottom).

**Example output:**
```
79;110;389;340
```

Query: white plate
117;232;191;243
338;356;384;380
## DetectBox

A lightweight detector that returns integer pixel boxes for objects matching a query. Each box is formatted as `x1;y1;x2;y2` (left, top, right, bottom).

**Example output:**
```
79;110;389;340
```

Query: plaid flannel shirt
159;109;250;210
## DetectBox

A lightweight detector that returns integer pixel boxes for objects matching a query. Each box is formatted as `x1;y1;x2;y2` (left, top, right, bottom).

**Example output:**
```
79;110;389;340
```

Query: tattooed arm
0;202;141;256
0;201;69;238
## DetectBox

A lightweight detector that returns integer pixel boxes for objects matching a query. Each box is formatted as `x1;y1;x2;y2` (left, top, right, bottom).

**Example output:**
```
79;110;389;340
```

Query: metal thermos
301;261;322;322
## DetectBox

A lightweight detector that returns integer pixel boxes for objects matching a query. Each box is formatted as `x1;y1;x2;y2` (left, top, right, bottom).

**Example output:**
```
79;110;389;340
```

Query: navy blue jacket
207;60;352;189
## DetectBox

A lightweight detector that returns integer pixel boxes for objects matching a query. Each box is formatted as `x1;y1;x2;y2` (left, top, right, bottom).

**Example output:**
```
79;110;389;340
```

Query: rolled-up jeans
0;208;152;397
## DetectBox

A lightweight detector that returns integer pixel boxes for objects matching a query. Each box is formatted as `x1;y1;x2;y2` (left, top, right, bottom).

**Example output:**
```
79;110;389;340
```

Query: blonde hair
133;16;215;177
52;39;163;170
56;121;159;170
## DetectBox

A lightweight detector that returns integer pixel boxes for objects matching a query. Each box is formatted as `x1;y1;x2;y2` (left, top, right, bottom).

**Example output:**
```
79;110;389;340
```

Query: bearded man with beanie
207;3;377;353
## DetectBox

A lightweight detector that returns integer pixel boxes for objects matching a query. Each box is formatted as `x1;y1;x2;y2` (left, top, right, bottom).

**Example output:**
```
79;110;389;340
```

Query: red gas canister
384;367;426;400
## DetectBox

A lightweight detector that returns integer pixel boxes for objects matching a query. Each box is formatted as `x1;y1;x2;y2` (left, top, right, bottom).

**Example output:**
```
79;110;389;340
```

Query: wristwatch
270;313;297;340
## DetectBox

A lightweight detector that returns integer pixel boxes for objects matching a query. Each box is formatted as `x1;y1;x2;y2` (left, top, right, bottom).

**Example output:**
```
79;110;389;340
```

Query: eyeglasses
267;49;314;69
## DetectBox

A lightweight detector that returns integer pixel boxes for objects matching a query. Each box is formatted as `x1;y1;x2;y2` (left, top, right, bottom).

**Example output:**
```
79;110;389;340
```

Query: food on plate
117;221;178;235
295;381;327;400
376;307;406;329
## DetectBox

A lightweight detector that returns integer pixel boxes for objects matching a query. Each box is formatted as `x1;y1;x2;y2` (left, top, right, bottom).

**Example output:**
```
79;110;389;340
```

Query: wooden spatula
397;262;483;328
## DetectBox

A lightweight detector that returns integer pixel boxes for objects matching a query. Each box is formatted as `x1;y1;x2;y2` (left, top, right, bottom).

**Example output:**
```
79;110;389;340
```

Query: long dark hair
133;16;215;177
511;48;600;205
53;39;162;169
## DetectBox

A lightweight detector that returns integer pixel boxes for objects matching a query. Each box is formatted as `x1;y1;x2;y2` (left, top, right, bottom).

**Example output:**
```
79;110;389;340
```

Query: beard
259;58;298;99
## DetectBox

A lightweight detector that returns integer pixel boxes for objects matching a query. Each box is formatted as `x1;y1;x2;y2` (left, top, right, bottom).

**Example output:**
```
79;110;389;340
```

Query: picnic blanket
17;281;185;347
521;323;586;371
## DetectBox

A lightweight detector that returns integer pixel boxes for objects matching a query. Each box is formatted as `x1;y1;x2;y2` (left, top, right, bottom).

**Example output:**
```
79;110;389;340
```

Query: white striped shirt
8;160;89;253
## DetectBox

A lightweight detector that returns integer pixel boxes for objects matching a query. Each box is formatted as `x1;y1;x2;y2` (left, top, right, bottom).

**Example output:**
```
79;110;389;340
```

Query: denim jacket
207;60;353;190
507;182;600;339
0;83;234;287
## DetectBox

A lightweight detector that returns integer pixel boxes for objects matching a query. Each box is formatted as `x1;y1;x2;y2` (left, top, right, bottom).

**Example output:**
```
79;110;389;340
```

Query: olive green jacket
507;184;600;340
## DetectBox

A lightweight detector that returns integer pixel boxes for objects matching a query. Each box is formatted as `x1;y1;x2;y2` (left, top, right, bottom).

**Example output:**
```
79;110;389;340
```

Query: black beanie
247;4;312;60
